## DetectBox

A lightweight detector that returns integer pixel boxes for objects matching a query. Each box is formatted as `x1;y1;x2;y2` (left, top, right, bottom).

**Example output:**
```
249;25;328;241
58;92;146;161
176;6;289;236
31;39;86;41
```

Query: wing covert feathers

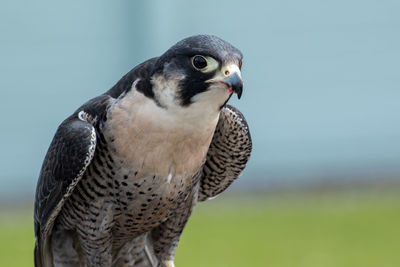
34;95;110;267
198;105;252;201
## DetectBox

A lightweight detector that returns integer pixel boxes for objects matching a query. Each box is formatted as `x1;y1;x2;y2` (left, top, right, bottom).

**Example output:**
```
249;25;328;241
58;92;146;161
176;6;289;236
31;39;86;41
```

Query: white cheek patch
151;73;185;108
190;82;229;107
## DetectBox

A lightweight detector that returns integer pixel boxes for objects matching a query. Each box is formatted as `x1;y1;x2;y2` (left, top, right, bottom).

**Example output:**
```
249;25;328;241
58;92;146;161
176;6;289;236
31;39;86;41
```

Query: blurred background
1;0;399;266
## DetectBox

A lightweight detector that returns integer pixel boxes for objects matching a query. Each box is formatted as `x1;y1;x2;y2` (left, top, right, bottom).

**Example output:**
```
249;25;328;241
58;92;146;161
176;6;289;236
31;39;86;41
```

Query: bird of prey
34;35;252;267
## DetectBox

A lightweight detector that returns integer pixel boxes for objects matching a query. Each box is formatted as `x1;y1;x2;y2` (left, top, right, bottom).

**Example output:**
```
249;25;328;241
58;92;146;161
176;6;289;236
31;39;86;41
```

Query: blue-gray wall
1;0;400;199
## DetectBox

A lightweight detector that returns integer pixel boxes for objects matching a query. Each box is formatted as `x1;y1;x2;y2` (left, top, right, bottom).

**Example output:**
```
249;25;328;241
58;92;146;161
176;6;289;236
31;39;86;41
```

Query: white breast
104;85;220;178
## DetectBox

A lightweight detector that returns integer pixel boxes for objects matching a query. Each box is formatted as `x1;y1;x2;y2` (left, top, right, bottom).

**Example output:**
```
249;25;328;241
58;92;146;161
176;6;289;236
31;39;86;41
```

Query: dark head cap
154;35;243;73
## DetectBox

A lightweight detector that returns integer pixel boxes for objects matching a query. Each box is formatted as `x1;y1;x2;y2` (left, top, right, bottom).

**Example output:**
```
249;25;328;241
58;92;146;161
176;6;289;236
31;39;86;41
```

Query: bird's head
150;35;243;111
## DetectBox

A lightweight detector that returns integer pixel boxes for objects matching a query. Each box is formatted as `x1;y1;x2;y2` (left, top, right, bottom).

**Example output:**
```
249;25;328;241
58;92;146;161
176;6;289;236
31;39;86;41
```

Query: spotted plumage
34;35;252;267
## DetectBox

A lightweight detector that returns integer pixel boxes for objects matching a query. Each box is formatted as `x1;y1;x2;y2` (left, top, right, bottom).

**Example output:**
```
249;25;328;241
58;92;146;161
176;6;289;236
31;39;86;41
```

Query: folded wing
199;105;252;201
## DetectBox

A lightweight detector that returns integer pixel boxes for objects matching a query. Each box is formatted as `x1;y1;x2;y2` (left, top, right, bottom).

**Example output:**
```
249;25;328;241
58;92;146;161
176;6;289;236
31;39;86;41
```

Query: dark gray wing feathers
34;95;110;267
198;104;252;201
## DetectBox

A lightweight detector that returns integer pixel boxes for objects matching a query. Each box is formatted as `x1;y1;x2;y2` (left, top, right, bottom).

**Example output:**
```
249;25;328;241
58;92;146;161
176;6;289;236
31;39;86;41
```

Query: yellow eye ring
191;55;219;73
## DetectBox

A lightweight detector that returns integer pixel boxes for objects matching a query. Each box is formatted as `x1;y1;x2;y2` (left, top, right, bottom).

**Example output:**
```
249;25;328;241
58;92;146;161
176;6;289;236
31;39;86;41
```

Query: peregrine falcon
34;35;252;267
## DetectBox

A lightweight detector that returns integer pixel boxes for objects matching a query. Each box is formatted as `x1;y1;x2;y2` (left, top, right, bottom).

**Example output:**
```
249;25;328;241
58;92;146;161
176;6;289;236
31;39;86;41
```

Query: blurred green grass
1;188;400;267
0;208;34;267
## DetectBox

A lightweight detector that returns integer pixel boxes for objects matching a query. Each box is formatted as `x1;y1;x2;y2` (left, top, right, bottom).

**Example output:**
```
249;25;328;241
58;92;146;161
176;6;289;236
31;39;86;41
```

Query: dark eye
192;56;207;69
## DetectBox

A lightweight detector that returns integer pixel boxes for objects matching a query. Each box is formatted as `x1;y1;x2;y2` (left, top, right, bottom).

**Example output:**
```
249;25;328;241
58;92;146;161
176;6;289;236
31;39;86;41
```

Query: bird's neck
105;88;220;177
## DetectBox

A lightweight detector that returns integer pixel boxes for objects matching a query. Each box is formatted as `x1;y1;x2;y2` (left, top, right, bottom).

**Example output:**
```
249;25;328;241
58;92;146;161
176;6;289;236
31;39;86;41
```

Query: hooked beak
222;72;243;99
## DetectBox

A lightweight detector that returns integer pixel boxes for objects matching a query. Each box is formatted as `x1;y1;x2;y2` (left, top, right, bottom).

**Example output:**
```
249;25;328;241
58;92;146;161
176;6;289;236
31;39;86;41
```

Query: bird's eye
192;55;208;69
191;55;219;73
